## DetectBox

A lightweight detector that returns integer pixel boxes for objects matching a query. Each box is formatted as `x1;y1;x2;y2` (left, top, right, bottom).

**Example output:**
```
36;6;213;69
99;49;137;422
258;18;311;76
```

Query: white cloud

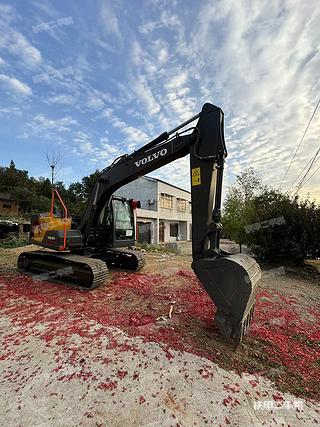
99;137;122;158
100;1;121;39
0;106;23;116
0;25;42;68
101;108;150;150
0;73;32;96
158;46;168;64
138;10;183;36
0;4;15;23
133;77;161;116
34;114;78;129
72;131;96;156
151;39;169;66
165;71;188;90
138;21;161;34
71;131;124;167
47;94;76;105
86;94;105;111
23;114;78;139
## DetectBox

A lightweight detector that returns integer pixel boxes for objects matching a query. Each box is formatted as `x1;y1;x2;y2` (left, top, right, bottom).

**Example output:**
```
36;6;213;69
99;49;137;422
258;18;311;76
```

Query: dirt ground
0;245;319;426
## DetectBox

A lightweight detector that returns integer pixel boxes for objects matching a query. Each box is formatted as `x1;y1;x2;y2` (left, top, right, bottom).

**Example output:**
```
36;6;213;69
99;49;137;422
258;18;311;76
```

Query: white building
116;176;191;244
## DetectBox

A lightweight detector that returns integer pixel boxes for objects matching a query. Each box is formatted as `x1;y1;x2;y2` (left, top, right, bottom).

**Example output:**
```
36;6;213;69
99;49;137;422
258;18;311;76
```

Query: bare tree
46;151;63;186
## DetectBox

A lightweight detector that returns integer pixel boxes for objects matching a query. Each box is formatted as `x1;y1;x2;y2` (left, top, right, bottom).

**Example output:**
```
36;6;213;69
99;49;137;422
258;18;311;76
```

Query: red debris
129;315;154;326
0;268;319;400
139;395;146;404
117;370;128;380
97;381;117;390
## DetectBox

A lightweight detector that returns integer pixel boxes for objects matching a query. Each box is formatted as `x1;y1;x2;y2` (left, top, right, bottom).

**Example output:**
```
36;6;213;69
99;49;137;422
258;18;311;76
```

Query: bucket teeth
214;303;255;343
238;304;255;342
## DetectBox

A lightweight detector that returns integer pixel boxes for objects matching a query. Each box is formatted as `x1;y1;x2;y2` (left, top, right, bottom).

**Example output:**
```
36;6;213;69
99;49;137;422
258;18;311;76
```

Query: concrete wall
115;177;158;211
157;181;191;242
157;181;191;223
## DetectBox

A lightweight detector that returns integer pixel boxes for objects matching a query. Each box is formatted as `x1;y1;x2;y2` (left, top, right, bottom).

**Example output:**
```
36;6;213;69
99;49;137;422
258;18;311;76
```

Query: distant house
116;176;192;244
0;193;19;216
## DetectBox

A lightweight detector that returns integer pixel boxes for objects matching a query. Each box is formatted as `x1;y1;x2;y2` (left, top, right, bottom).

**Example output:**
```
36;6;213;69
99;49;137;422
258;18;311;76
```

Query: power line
286;146;320;192
286;154;313;192
296;148;320;190
293;148;320;195
280;96;320;188
299;163;320;188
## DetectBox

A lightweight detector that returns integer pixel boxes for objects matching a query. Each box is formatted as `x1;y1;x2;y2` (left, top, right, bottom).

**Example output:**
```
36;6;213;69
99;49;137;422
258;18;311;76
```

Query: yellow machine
30;214;71;246
29;188;74;250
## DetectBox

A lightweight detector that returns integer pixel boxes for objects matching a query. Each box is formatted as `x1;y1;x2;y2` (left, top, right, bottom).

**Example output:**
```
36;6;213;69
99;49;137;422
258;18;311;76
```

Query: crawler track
18;251;109;290
104;248;146;271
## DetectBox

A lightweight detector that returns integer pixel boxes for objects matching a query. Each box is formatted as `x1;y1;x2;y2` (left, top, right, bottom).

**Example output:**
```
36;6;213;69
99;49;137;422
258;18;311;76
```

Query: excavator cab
97;197;138;248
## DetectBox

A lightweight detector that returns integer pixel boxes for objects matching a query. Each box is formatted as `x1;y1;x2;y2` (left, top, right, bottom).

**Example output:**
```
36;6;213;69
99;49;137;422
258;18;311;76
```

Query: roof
141;176;191;195
0;193;17;201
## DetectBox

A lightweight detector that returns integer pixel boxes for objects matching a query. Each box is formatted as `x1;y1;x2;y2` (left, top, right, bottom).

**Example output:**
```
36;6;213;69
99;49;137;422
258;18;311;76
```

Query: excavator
18;103;261;341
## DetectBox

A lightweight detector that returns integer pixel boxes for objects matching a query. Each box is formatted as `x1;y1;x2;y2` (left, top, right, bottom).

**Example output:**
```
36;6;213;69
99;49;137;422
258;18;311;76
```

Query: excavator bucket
193;253;261;341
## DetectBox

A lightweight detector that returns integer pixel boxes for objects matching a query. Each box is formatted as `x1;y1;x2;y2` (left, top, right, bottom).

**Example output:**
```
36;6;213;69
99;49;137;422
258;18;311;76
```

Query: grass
137;243;179;254
0;237;29;249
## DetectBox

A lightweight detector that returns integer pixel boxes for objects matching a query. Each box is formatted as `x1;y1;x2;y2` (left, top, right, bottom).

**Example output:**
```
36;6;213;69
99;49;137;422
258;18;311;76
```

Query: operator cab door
110;197;135;248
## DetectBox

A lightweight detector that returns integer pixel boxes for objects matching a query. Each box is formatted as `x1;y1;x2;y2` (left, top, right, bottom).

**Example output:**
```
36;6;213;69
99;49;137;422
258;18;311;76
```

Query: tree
0;160;100;218
223;168;263;251
81;170;100;200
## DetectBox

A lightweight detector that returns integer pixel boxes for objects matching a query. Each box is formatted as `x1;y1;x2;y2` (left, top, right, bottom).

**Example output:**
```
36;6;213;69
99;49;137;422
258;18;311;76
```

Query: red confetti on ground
117;370;128;379
139;395;146;404
98;381;118;391
0;267;319;401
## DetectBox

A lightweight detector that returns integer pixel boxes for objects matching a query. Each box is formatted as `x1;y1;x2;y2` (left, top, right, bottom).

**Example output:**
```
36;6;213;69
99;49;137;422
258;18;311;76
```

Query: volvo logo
134;148;167;167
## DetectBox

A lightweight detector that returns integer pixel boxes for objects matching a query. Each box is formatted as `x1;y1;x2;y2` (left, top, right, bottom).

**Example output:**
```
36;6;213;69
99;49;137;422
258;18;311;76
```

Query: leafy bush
246;191;320;261
223;169;320;262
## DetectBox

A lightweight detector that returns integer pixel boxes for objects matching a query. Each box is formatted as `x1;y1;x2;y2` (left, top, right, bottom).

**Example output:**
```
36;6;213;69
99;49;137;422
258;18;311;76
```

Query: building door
170;223;178;238
159;221;165;243
137;222;151;244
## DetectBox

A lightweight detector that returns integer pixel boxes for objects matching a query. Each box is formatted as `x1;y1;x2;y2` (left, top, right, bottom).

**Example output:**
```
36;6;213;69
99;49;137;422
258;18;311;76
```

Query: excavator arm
78;103;261;340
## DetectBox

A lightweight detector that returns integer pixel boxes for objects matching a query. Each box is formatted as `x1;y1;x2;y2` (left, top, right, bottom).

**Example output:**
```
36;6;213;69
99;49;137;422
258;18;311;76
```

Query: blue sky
0;0;319;200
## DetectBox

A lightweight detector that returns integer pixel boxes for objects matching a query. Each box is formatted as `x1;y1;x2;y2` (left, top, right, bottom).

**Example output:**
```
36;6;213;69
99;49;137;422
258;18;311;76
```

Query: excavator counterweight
18;102;261;342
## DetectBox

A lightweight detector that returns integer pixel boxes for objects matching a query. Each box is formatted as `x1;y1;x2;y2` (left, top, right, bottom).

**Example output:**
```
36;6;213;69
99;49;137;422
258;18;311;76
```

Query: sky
0;0;319;201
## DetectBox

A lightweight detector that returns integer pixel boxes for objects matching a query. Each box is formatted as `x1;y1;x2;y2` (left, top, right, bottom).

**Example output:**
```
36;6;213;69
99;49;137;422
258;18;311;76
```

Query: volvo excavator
18;103;261;341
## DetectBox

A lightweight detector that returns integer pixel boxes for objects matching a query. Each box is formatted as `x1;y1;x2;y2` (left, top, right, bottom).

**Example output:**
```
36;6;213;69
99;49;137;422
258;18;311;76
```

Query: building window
2;203;12;208
176;198;187;212
189;202;192;213
170;223;178;237
160;193;173;209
